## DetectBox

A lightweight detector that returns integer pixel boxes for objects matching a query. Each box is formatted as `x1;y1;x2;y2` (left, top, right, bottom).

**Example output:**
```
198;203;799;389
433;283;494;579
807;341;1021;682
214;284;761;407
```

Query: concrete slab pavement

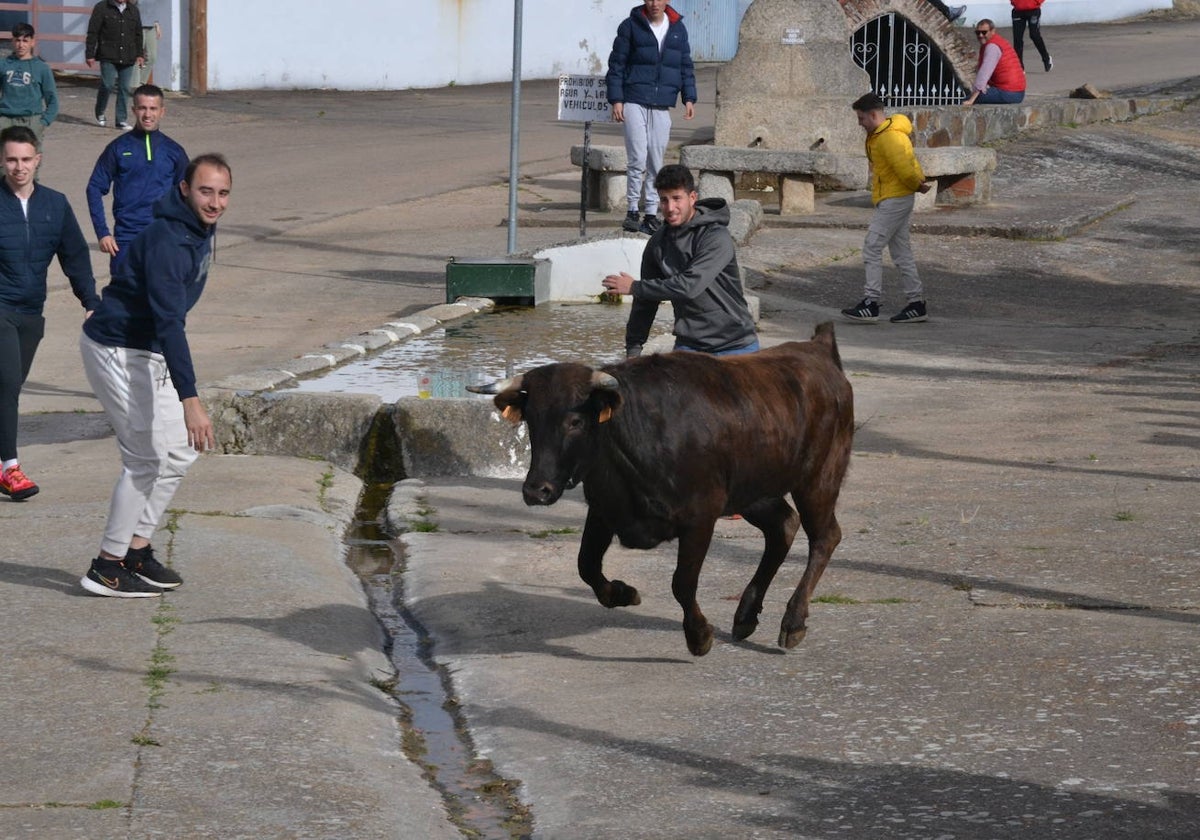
1;448;459;839
3;13;1198;840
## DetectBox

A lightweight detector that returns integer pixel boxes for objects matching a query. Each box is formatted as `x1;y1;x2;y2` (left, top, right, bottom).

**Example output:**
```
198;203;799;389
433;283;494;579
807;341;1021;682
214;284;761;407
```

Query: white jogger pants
80;332;199;558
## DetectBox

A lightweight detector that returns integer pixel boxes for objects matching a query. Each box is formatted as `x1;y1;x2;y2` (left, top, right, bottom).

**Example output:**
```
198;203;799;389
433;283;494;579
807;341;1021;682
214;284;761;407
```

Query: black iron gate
851;13;966;106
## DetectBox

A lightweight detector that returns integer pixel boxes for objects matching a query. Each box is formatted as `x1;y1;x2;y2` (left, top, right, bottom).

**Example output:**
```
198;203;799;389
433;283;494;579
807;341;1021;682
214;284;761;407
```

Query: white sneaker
96;115;107;127
117;121;133;130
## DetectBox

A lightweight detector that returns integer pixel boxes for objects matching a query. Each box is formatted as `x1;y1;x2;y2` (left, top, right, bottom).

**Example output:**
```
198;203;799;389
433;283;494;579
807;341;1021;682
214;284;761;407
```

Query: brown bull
469;322;854;656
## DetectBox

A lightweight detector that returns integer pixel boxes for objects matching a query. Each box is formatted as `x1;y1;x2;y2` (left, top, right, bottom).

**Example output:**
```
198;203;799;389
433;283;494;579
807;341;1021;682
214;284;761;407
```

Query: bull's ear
592;389;622;424
493;389;526;426
590;370;620;423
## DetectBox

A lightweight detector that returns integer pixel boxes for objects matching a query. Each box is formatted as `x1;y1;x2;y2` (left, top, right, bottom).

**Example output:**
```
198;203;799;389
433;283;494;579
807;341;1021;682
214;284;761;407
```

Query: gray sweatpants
862;194;923;303
622;103;672;215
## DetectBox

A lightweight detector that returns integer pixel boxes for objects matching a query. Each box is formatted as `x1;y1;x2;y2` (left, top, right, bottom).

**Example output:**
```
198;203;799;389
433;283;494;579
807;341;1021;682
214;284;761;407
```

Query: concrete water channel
289;300;673;837
291;301;673;401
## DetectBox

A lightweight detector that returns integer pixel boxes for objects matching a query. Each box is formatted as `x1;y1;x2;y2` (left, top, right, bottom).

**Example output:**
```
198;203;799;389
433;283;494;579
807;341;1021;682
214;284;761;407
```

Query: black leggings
0;307;44;461
1011;9;1051;68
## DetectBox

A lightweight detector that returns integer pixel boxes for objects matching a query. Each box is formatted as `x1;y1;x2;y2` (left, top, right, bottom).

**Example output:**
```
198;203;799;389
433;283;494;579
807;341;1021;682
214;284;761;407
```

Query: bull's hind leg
778;499;842;649
577;508;641;608
731;497;800;641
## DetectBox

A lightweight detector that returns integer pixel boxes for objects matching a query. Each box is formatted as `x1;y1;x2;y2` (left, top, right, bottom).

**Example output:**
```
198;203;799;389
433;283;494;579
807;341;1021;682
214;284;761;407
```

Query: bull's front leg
673;523;717;656
577;508;641;608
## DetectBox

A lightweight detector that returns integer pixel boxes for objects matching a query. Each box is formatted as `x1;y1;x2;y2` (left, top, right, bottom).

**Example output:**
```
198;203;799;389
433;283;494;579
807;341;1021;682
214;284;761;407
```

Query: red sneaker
0;465;39;501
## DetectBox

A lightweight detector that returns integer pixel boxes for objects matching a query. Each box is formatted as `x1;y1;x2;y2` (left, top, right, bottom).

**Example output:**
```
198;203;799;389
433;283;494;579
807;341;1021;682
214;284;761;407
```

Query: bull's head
468;364;621;506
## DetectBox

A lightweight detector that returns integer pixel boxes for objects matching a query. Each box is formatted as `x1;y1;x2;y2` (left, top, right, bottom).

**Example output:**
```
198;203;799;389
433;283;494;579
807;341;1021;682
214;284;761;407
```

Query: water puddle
346;483;531;838
294;302;673;401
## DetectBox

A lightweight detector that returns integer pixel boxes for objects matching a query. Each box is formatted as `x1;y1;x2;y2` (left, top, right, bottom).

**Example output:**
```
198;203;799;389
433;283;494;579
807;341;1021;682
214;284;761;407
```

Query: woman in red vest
962;19;1027;105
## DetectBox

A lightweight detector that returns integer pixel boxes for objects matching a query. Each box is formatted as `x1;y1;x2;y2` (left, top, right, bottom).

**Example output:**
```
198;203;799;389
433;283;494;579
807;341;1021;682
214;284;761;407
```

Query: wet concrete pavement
3;13;1199;839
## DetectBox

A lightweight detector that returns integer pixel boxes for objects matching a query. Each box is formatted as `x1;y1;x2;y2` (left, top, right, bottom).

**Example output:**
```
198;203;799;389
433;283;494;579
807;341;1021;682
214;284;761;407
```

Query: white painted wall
177;0;1173;91
205;0;631;91
957;0;1172;26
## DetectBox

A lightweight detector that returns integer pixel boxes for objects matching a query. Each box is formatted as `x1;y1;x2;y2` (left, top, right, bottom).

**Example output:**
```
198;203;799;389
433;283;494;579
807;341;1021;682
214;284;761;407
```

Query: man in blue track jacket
86;83;188;274
606;0;697;235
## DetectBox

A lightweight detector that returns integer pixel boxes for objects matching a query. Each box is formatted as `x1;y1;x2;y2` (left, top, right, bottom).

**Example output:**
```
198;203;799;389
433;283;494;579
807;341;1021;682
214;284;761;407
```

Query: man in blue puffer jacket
606;0;697;235
0;127;97;502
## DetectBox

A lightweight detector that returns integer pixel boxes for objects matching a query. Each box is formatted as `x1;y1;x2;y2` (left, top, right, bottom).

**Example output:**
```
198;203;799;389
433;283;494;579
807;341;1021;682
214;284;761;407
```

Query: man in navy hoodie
0;126;97;502
606;0;697;235
79;153;231;598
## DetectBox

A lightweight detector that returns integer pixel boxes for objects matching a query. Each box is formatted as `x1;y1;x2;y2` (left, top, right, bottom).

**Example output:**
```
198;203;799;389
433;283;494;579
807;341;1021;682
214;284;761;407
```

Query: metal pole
506;0;523;255
579;121;592;238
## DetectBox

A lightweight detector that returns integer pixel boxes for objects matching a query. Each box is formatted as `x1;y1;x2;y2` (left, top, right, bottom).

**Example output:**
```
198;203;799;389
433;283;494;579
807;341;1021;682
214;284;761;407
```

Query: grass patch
529;527;578;539
406;497;440;533
814;593;912;606
86;800;125;810
1114;510;1136;522
317;465;336;509
369;672;399;693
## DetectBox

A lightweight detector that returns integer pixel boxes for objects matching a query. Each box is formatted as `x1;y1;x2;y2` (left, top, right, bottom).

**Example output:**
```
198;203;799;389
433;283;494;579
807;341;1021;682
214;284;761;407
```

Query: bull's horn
466;374;524;395
591;371;619;390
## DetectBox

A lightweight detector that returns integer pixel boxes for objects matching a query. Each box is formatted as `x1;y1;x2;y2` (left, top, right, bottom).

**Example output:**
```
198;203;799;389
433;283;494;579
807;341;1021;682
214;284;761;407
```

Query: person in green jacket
0;23;58;145
841;93;932;325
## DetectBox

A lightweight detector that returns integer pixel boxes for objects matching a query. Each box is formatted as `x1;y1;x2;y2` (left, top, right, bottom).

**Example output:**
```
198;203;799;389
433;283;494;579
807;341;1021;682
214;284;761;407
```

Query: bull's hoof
686;623;714;657
731;619;758;641
601;579;641;608
778;626;808;649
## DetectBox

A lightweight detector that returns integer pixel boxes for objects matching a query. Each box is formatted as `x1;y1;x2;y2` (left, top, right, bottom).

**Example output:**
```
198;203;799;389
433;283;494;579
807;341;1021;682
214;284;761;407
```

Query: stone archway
712;0;978;156
839;0;978;85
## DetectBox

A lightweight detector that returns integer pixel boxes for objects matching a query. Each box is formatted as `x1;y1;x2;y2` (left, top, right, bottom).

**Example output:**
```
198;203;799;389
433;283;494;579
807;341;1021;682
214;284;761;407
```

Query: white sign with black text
557;74;612;122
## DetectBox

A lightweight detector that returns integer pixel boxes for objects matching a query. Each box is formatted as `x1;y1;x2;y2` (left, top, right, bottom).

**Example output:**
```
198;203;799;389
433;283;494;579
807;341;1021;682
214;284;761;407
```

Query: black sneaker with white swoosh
81;558;162;598
124;545;183;589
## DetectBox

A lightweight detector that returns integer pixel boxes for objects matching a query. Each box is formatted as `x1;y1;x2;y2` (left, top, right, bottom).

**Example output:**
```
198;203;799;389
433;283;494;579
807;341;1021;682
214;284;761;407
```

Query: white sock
2;459;18;471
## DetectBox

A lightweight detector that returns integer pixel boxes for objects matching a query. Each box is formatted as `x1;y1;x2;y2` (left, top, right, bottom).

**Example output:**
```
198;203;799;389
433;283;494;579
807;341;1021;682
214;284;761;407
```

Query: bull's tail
811;321;843;371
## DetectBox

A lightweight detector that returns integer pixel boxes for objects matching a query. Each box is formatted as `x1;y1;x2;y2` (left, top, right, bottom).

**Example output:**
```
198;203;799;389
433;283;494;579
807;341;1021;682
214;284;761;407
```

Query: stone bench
680;146;868;214
913;146;997;211
570;144;627;212
679;144;996;214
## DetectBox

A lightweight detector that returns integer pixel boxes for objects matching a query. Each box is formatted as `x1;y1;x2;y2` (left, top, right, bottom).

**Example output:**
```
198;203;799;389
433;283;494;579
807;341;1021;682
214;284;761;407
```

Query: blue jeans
96;62;137;123
974;87;1025;105
675;339;760;356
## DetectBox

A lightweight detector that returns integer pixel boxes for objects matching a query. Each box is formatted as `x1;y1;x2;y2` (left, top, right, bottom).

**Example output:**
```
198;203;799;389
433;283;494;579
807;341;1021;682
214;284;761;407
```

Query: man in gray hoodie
603;164;758;357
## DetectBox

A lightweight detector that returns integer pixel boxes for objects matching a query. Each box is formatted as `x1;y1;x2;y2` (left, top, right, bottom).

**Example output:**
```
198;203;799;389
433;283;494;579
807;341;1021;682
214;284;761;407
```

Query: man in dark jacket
606;1;697;235
86;83;188;273
602;164;758;357
86;0;145;129
79;153;231;598
0;127;98;501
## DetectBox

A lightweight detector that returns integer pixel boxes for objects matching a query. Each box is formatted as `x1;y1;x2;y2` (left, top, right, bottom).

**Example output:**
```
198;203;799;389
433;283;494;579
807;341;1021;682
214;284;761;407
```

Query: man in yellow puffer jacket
841;93;932;324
